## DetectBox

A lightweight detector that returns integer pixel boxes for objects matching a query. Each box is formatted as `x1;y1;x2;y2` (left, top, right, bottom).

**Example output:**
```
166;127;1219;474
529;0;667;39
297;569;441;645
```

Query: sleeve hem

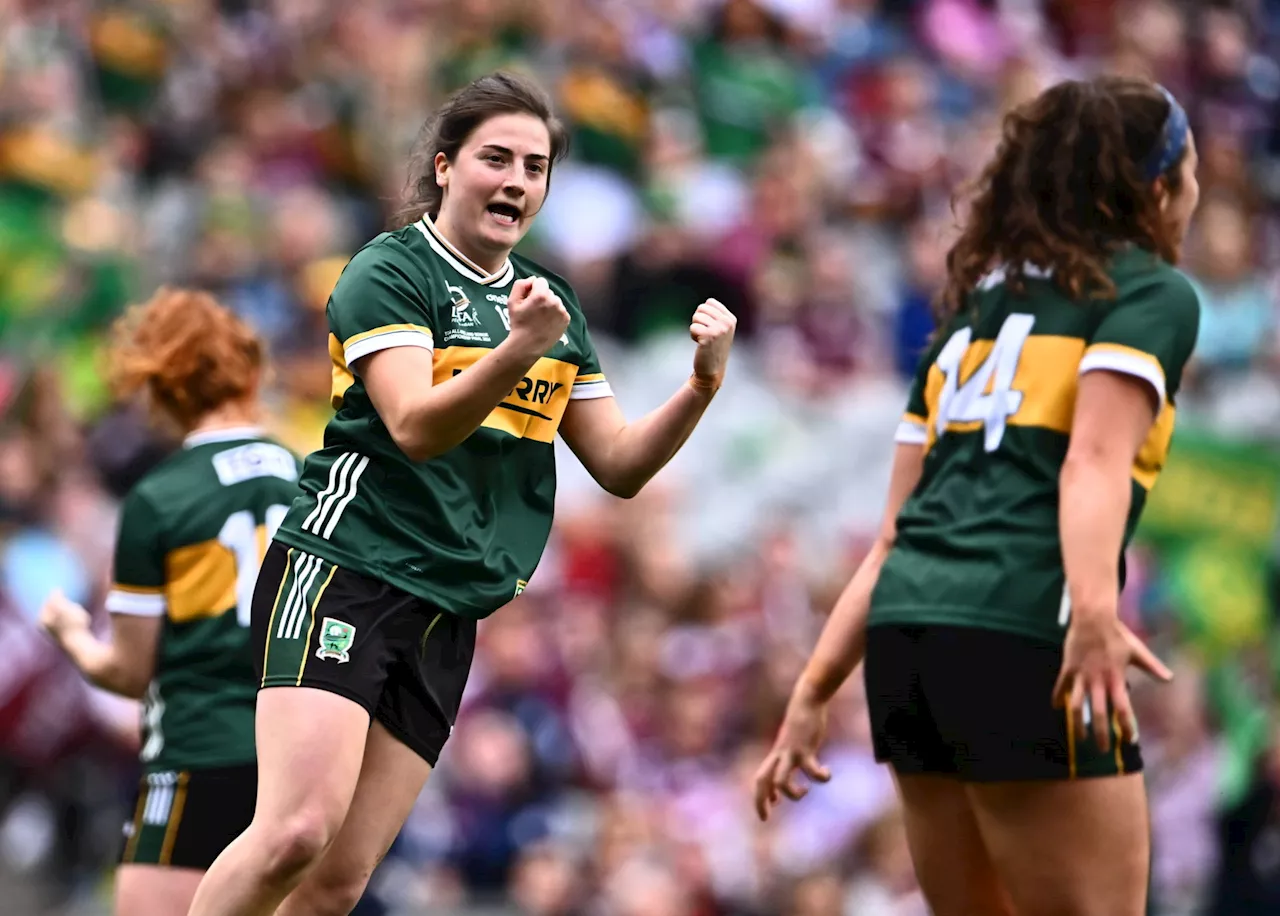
344;330;435;368
570;379;614;400
106;589;167;617
1079;349;1166;412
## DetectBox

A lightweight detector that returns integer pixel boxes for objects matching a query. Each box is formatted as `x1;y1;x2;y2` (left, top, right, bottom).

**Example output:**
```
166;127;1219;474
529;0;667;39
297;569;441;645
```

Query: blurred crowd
2;0;1280;914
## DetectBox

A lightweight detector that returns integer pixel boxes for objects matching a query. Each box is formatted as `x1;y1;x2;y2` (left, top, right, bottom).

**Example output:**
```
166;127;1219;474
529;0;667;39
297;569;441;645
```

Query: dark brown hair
939;76;1189;325
107;287;263;430
390;71;570;228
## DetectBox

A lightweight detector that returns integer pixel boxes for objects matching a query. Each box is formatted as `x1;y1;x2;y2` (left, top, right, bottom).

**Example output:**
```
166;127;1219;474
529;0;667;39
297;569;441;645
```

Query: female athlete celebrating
188;71;736;916
756;76;1200;916
40;288;300;916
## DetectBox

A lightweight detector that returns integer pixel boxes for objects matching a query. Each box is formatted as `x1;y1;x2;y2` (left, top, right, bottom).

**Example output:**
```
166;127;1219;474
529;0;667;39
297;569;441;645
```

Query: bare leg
966;772;1150;916
114;865;205;916
893;773;1017;916
186;688;370;916
277;721;432;916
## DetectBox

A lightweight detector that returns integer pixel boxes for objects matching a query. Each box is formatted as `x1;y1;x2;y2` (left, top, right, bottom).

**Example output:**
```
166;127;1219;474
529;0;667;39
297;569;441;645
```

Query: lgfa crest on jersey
448;284;480;327
316;617;356;663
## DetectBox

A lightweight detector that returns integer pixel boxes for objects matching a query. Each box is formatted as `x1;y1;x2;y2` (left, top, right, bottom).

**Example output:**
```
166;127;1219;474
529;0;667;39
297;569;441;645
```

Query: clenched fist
507;276;570;358
690;299;737;387
39;588;91;643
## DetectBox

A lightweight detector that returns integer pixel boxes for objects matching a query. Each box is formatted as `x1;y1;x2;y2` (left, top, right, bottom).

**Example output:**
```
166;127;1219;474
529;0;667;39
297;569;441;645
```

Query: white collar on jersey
414;215;516;288
976;262;1053;291
183;426;265;449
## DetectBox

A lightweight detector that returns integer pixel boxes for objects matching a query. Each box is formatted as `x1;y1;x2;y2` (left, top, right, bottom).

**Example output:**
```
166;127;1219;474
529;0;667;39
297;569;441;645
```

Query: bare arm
558;299;736;498
793;442;926;703
41;591;161;699
361;277;569;462
558;380;717;499
1059;371;1156;619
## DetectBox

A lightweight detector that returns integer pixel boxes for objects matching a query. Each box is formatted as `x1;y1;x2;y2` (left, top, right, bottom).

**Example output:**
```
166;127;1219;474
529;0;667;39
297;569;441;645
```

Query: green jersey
273;216;612;619
870;249;1201;644
106;429;301;772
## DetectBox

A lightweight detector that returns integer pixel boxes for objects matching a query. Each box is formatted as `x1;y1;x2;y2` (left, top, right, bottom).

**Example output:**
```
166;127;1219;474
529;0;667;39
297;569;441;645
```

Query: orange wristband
689;373;722;393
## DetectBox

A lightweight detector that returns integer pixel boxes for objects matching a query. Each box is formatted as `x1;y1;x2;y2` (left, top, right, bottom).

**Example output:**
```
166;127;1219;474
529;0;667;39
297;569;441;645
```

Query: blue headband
1144;86;1189;181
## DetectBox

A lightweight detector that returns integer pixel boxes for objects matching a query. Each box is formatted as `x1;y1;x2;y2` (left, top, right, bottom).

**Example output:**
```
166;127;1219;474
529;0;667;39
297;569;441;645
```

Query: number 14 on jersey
934;314;1035;452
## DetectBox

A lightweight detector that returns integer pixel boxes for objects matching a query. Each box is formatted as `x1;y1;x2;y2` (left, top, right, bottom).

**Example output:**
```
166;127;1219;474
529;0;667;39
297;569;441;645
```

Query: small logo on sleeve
316;617;356;663
514;579;528;598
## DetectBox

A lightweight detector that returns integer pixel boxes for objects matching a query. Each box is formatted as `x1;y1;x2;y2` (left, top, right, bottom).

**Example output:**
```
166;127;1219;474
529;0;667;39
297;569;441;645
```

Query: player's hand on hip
753;692;832;822
690;299;737;386
38;588;91;642
506;276;570;357
1052;612;1172;752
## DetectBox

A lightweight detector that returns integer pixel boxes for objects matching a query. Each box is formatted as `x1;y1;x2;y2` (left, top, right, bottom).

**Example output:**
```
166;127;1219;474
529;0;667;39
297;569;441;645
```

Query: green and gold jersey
106;429;301;772
870;248;1201;644
273;216;612;619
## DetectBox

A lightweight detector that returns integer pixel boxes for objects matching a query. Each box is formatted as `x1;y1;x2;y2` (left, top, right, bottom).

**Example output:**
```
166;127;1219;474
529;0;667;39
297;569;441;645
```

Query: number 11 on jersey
934;313;1036;452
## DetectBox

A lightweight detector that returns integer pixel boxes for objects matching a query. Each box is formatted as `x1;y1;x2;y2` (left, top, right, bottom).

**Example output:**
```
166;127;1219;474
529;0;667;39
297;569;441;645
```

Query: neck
430;211;507;275
187;399;260;437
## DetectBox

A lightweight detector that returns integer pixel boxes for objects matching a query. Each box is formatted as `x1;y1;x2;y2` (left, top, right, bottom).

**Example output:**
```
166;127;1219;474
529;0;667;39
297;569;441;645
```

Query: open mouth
487;202;521;225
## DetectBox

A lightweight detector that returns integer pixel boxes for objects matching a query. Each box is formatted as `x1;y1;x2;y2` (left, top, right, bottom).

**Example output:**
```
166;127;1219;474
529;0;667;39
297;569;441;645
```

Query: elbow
603;477;643;500
385;417;436;463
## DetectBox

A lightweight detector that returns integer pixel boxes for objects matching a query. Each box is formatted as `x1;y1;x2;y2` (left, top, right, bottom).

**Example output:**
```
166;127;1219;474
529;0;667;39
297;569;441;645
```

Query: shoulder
1110;249;1200;316
335;228;437;292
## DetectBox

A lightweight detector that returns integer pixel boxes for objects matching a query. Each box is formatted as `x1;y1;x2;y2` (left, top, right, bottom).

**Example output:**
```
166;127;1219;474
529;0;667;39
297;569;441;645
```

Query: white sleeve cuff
895;419;928;445
344;330;434;369
1079;350;1166;412
106;590;166;617
570;379;614;400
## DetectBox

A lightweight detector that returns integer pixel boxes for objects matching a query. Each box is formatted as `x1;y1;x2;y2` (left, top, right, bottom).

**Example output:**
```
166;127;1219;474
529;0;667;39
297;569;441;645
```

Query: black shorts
119;764;256;869
252;540;476;766
864;624;1142;781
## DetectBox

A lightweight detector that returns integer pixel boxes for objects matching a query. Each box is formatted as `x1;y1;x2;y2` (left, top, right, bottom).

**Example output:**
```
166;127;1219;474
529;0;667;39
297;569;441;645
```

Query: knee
257;813;338;884
285;865;374;916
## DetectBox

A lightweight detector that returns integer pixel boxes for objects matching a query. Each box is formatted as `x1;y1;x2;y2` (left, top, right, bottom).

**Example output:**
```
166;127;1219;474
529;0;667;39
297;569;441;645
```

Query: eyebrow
479;144;549;163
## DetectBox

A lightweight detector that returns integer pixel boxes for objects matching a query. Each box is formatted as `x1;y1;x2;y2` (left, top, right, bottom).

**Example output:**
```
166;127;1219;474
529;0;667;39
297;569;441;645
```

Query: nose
501;170;526;199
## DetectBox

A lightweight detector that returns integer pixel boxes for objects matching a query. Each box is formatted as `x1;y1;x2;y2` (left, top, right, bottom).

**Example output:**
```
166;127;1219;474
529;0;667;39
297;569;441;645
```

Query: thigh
375;609;477;766
115;864;205;916
252;686;370;839
893;774;1016;916
280;720;433;914
864;625;957;776
254;541;409;712
966;773;1151;916
120;765;257;869
921;626;1142;781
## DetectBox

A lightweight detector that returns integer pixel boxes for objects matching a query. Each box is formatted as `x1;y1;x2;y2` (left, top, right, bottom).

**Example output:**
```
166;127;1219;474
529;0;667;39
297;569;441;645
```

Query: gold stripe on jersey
923;335;1086;445
576;372;605;384
434;346;578;444
330;333;355;408
1133;402;1176;490
922;334;1175;489
165;540;237;622
112;583;164;595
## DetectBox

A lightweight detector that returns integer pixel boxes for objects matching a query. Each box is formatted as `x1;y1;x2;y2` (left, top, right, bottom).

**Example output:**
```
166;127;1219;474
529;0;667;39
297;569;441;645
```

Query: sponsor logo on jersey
316;617;356;663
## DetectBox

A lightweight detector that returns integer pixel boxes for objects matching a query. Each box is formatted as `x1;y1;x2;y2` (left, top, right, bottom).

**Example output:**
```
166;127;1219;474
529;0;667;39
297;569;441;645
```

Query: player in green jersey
755;77;1201;916
38;288;301;916
187;71;736;916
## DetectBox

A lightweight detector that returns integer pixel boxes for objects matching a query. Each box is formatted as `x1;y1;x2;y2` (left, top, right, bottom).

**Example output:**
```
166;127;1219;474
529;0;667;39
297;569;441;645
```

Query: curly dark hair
939;76;1189;325
390;71;570;228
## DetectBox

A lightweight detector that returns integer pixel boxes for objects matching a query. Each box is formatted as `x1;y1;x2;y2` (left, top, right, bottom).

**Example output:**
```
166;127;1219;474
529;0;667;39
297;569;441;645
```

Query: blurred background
2;0;1280;913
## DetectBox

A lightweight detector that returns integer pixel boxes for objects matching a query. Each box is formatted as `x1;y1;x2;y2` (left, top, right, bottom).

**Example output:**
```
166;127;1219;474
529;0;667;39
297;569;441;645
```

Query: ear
434;151;450;190
1153;176;1171;212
